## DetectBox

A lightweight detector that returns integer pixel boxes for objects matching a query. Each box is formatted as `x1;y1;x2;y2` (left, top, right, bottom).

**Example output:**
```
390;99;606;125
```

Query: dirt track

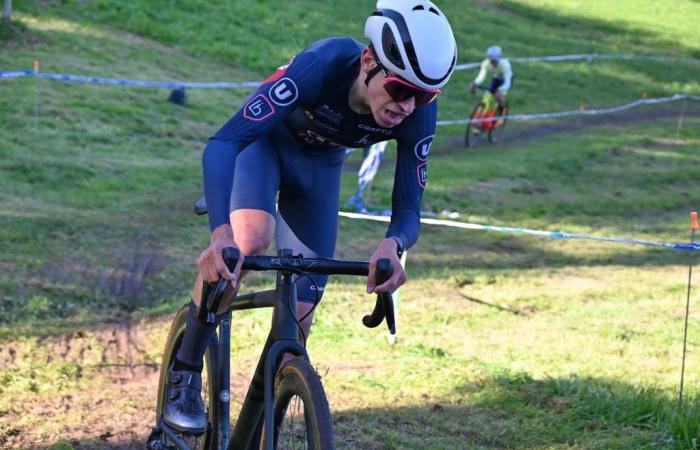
1;101;699;449
442;100;699;152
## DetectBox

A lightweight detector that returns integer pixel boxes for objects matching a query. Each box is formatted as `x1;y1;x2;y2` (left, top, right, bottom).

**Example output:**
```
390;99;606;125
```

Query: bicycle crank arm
156;420;194;450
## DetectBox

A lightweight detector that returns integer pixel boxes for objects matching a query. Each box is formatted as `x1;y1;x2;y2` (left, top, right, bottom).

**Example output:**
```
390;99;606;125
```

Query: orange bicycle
464;85;509;147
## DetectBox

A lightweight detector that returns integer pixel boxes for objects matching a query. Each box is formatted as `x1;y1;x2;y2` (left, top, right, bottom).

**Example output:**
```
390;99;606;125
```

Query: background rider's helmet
364;0;457;90
486;45;503;61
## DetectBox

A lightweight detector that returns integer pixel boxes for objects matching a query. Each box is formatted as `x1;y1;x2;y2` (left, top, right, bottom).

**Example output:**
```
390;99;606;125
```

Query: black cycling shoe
162;369;207;434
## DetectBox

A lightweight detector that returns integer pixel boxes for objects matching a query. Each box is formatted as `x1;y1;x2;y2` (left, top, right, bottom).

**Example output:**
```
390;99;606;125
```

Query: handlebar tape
362;259;394;330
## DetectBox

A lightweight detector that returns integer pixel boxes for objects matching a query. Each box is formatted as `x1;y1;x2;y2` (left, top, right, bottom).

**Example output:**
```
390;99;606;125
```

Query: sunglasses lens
383;77;440;106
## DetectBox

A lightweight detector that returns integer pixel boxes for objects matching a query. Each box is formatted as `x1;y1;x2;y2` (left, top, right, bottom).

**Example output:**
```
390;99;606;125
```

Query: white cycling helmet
486;45;503;60
364;0;457;90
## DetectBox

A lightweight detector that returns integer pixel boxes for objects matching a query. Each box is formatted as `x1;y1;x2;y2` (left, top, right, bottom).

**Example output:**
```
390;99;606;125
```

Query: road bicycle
464;85;509;147
147;245;396;450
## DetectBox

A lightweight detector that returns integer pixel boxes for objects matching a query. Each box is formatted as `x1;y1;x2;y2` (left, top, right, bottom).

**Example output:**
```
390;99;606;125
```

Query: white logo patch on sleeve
414;135;434;161
417;162;428;188
243;94;275;121
269;77;299;106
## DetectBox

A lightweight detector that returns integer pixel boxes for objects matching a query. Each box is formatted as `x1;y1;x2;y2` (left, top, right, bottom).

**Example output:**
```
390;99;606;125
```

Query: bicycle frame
157;268;306;449
155;248;394;450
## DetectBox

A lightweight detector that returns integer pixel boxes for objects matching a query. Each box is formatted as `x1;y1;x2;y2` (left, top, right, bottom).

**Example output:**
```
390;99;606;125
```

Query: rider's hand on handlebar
198;224;243;288
366;238;406;294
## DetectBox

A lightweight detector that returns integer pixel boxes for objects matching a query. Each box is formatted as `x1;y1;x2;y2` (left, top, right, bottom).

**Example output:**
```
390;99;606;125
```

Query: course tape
454;53;700;71
0;70;262;89
436;94;700;126
338;211;700;252
0;70;35;79
2;53;698;88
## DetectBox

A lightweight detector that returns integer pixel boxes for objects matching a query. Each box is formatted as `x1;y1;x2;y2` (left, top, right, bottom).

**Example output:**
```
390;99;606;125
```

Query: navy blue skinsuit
203;37;437;303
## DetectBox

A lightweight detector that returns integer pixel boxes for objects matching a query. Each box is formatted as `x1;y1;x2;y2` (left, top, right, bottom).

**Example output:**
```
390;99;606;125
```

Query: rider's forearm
386;210;420;250
474;64;487;85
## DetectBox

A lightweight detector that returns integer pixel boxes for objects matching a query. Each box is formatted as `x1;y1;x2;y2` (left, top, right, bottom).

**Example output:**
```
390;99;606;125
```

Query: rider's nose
397;96;415;114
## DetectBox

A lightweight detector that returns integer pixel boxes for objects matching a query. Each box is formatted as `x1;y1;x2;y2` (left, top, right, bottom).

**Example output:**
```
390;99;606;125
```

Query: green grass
1;1;700;448
8;0;700;125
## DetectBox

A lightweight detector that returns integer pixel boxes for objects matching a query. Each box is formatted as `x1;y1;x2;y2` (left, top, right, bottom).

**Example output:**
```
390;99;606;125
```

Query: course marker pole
676;97;688;137
679;212;698;408
33;59;39;131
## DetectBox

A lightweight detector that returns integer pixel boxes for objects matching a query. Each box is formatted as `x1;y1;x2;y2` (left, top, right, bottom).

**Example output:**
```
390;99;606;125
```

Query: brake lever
197;247;240;322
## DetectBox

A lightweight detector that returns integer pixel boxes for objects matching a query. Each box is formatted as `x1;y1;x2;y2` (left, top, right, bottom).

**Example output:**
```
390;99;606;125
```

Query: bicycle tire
151;304;220;450
261;357;335;450
488;103;509;143
465;102;486;148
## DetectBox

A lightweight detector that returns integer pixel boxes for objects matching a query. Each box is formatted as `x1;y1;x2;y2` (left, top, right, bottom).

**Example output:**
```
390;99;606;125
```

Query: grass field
1;0;700;448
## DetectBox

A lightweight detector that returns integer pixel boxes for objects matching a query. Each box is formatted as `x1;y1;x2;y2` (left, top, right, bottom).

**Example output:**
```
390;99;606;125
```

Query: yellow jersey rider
469;45;513;109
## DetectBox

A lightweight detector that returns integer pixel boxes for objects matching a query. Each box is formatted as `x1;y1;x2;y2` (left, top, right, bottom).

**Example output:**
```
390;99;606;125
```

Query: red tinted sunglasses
379;65;440;107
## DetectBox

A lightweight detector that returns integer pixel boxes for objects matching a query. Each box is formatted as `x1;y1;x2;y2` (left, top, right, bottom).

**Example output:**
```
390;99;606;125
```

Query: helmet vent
412;5;425;10
381;23;405;70
429;7;440;15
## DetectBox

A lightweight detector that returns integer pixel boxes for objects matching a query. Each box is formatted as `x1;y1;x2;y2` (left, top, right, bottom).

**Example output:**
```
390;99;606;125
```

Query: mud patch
44;249;165;299
97;251;165;297
0;317;264;449
0;319;168;449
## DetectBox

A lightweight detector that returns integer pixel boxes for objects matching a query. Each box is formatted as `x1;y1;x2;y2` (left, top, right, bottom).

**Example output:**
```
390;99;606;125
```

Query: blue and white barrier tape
338;211;700;252
437;94;700;126
0;69;35;79
0;70;262;89
454;53;700;71
2;53;698;88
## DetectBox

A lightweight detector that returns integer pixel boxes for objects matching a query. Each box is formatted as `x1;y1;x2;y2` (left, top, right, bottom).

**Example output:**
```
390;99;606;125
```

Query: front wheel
261;357;335;450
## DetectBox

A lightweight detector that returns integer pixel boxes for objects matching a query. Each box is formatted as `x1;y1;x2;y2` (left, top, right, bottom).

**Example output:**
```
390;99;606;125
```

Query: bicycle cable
285;270;321;347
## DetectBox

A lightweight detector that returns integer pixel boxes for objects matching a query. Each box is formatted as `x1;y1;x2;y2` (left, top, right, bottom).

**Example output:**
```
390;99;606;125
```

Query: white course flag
347;141;388;213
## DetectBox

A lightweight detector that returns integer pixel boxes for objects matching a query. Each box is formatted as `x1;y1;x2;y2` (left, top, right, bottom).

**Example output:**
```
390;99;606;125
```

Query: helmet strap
364;45;386;87
365;64;383;87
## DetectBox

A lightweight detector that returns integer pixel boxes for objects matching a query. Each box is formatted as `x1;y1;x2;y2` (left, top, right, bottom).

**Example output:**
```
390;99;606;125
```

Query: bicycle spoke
277;395;307;450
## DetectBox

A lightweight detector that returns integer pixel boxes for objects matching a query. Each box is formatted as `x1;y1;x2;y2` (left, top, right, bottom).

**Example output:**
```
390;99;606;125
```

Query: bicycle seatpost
362;259;396;334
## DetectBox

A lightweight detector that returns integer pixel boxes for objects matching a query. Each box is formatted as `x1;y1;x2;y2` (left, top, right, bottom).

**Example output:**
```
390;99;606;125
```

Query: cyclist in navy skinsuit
164;0;458;433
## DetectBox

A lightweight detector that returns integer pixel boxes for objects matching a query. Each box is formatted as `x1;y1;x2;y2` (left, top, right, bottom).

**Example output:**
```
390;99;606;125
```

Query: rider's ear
360;47;377;74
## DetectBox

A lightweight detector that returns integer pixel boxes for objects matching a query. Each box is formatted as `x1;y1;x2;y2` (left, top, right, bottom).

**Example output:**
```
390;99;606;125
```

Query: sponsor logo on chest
298;129;341;148
313;104;344;125
358;123;393;136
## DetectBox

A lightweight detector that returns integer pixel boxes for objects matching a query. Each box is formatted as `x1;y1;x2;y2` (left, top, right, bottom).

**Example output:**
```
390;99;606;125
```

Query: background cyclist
469;45;513;110
161;0;458;434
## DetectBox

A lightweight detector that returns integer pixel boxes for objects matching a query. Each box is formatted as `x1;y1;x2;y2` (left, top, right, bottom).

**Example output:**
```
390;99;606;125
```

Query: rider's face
489;58;500;67
361;49;416;128
367;71;416;128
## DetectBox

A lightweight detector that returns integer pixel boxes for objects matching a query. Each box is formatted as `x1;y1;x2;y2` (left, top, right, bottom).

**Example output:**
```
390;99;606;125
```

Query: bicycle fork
217;314;232;449
228;268;308;450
